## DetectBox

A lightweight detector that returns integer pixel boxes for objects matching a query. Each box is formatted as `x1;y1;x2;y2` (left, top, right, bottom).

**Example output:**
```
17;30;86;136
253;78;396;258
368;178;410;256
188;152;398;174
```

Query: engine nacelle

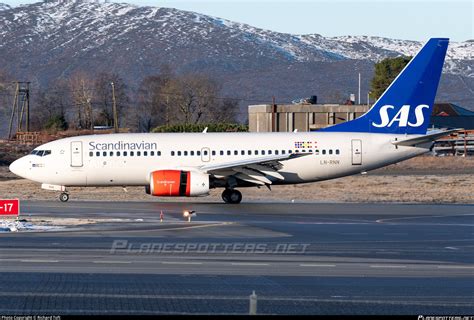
147;170;209;197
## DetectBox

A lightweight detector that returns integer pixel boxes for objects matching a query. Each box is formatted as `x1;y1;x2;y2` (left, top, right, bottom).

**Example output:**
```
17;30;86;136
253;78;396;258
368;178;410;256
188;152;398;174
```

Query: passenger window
177;151;181;156
282;150;286;154
171;151;175;156
158;151;161;156
103;151;107;156
322;150;326;155
248;150;252;155
130;151;134;156
137;151;141;156
329;150;333;155
204;150;208;156
184;151;188;156
289;150;292;154
96;151;100;157
197;151;201;156
212;151;216;156
227;151;231;156
234;150;238;155
262;150;265;155
268;150;272;155
89;152;93;157
255;150;259;155
241;150;245;155
144;151;148;156
117;151;121;156
109;151;114;156
275;150;279;155
220;151;224;156
124;151;128;156
150;151;154;156
336;149;340;155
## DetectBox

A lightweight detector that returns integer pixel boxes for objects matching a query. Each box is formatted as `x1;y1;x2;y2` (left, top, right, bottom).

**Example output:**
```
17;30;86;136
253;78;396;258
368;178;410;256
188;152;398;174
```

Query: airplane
9;38;456;204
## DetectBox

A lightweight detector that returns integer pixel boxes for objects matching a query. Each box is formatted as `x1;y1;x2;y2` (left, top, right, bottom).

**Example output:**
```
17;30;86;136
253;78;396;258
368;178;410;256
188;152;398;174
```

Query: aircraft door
71;141;83;167
351;139;362;165
201;147;210;162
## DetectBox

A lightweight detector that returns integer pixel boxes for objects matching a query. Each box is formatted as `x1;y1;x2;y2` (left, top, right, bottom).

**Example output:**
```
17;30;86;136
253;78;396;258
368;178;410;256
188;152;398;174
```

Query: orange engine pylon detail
150;170;190;196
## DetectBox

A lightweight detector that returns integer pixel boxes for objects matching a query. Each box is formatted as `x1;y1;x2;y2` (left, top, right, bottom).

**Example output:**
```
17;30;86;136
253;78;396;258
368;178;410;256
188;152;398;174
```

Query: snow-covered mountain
0;3;11;10
299;35;473;77
0;0;473;109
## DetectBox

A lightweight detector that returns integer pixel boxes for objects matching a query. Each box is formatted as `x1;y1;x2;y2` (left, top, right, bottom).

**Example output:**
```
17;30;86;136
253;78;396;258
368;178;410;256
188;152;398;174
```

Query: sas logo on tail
372;104;429;128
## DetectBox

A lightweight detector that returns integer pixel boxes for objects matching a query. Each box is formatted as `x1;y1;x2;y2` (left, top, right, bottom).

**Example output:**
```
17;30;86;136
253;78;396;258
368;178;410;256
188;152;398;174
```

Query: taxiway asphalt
0;201;472;314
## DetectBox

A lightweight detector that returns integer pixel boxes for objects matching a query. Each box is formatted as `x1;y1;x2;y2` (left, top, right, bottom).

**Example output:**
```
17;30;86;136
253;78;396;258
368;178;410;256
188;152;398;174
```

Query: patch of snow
114;5;135;16
0;220;64;232
0;3;11;11
147;7;160;19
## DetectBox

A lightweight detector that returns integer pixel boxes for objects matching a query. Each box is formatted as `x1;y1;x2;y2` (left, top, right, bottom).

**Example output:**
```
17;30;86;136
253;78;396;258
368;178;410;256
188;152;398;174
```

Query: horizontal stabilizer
392;129;460;146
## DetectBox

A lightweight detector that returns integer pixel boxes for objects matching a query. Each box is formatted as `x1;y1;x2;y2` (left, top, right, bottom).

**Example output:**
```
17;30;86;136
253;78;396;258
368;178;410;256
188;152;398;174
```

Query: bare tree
136;71;174;131
0;69;12;138
216;98;239;123
136;70;239;131
94;72;129;127
69;72;94;130
161;74;226;125
33;79;70;132
184;74;219;124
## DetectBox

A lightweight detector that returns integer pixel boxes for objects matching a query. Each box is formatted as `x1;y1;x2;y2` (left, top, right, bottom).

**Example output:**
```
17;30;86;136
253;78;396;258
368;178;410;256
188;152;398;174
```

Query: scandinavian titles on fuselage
88;141;158;151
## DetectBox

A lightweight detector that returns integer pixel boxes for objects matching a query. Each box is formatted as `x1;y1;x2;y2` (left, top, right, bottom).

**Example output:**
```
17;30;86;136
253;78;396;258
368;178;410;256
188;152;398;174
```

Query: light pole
111;82;119;133
358;73;361;105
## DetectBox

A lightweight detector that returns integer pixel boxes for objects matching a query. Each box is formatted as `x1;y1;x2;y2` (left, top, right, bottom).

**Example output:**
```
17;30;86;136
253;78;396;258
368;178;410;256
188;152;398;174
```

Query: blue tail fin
320;38;449;135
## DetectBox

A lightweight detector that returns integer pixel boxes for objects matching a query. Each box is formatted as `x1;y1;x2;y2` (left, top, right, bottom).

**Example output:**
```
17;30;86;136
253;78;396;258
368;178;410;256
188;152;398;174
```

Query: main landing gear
59;192;69;202
221;189;242;204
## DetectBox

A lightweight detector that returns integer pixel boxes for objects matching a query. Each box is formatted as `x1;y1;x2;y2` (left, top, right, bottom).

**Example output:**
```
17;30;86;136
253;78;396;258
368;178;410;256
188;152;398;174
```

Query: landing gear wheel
222;189;242;204
59;193;69;202
222;189;231;203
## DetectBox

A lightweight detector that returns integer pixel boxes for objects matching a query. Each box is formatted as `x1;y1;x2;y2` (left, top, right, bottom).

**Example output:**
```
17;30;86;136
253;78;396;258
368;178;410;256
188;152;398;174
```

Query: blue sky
3;0;473;41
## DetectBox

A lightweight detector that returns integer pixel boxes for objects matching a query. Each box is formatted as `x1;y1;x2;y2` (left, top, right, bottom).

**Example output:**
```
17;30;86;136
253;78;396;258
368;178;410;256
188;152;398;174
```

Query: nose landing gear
221;189;242;204
59;192;69;202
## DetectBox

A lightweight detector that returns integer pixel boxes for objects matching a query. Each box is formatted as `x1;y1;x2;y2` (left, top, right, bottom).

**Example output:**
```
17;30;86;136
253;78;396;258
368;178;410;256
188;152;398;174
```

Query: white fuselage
10;132;430;188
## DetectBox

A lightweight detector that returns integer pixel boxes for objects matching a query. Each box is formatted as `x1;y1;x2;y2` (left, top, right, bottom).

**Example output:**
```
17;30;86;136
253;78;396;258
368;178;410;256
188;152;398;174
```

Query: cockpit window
30;150;51;157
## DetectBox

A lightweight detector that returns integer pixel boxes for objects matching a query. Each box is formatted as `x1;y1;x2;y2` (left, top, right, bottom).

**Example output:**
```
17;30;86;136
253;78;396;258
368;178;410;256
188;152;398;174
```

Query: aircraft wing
392;129;460;147
199;153;309;186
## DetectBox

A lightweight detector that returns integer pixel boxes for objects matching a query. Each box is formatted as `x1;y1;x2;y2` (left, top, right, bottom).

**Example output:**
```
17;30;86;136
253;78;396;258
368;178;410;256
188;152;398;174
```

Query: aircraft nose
9;157;26;178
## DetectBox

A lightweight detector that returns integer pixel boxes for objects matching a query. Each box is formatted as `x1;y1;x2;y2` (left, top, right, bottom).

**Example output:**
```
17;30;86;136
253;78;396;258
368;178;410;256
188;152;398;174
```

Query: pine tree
370;56;412;99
